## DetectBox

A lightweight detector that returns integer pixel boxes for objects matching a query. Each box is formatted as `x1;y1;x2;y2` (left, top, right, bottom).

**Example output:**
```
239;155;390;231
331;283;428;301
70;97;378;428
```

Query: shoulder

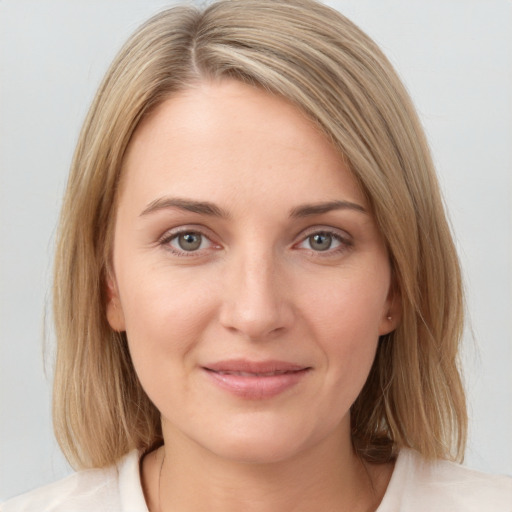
379;448;512;512
1;451;147;512
1;465;118;512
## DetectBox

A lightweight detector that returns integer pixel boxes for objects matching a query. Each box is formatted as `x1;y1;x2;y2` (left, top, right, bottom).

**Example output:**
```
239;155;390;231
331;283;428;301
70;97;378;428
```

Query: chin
208;435;307;465
194;416;331;466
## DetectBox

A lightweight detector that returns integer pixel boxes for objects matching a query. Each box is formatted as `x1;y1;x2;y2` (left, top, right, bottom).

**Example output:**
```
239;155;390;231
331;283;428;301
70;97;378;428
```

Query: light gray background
1;0;511;501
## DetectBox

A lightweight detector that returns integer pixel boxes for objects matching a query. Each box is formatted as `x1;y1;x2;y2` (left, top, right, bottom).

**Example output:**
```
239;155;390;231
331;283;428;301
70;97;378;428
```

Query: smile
202;360;311;399
214;370;296;377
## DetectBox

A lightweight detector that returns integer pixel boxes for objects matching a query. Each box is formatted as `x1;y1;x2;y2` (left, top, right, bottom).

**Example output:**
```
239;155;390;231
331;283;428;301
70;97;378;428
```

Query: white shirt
2;448;511;511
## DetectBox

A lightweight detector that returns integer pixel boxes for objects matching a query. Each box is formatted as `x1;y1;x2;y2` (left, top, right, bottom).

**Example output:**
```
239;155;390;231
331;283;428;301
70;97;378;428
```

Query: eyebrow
140;197;230;218
289;200;367;217
140;197;367;219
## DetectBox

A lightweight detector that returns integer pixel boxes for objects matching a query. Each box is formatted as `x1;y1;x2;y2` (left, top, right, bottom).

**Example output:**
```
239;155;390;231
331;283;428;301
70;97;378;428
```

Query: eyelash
158;227;219;257
158;226;352;257
294;229;352;256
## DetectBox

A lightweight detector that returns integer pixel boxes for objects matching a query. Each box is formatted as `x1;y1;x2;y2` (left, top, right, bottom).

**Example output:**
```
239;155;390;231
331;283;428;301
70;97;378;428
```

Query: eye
161;229;216;255
295;229;350;254
306;232;338;251
173;232;204;251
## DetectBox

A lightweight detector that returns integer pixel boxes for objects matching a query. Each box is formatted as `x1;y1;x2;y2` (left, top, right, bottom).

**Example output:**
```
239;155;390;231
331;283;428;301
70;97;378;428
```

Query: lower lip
203;368;310;399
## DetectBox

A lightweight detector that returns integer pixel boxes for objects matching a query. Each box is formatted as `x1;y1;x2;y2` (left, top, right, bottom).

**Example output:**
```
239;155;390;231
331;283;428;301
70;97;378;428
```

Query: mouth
211;370;299;377
202;360;311;399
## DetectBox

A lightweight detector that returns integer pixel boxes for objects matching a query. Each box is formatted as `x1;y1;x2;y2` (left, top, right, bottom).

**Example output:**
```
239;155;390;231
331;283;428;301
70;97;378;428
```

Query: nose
219;250;295;340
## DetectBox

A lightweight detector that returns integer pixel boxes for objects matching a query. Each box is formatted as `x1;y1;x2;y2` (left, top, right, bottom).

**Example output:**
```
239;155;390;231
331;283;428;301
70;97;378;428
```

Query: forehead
120;79;366;212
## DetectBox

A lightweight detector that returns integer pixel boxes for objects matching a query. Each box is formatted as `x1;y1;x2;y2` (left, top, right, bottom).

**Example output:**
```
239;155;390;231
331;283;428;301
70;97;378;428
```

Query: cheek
120;262;214;329
302;272;388;387
306;271;389;339
116;267;218;381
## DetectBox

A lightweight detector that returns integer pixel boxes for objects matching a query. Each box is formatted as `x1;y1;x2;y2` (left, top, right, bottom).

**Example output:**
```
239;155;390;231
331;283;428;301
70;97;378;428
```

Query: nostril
219;301;292;340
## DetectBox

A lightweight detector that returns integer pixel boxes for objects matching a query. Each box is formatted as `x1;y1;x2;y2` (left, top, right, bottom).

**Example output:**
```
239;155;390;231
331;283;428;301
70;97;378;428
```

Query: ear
378;283;402;336
105;272;126;332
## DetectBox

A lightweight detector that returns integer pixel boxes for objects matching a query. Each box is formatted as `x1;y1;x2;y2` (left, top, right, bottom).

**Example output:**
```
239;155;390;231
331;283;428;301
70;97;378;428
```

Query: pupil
178;232;201;251
310;233;331;251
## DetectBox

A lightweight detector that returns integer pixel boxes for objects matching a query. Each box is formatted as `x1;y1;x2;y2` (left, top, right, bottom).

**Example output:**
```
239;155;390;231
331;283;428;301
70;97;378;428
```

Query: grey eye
308;233;332;251
177;232;202;251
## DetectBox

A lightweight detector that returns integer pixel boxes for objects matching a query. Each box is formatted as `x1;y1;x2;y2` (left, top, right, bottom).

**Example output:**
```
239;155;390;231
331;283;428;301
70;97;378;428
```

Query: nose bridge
220;243;292;339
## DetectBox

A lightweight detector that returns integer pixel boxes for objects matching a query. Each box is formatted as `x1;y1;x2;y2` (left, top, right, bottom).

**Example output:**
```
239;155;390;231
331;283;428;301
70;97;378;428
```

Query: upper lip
203;359;310;376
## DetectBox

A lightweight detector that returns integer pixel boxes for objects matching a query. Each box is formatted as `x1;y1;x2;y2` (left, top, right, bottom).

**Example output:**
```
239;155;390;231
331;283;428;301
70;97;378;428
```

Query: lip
202;359;311;399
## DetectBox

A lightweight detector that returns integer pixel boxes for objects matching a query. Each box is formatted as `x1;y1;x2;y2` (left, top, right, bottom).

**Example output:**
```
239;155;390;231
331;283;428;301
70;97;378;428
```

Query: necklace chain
157;450;165;512
154;447;382;512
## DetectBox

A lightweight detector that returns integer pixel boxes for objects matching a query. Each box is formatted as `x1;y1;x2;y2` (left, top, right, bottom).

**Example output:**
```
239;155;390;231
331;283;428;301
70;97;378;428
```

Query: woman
3;0;511;510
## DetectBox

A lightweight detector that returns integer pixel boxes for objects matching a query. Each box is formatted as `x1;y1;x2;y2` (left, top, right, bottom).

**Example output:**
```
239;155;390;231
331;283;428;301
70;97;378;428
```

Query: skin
107;79;400;512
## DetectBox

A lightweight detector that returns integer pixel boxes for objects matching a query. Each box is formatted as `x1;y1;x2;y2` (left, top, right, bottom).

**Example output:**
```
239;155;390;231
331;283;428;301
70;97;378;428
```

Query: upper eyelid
295;225;352;241
158;224;215;242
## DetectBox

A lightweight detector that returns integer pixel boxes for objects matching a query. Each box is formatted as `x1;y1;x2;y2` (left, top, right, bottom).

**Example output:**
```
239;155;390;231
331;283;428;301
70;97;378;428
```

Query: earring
387;315;392;321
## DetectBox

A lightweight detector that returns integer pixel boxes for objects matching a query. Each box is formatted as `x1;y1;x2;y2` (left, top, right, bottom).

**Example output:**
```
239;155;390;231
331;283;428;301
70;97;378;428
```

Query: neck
141;425;391;512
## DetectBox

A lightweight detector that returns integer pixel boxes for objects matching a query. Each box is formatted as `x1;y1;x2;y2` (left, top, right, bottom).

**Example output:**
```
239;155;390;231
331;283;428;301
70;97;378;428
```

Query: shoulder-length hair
53;0;467;469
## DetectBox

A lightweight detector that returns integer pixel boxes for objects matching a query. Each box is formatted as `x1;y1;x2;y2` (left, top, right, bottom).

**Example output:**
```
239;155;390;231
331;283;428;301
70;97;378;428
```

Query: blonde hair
53;0;467;469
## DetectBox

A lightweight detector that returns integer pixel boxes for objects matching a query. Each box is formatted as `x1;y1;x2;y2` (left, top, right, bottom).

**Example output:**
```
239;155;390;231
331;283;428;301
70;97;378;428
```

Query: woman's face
107;80;398;464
